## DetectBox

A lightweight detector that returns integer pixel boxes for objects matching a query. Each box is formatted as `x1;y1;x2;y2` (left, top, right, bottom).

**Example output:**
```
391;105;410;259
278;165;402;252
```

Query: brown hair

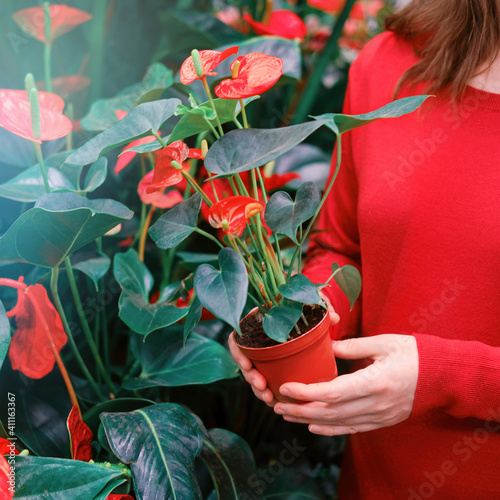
385;0;500;101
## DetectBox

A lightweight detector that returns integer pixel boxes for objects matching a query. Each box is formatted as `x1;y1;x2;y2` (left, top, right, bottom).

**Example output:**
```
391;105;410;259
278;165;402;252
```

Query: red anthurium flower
8;284;67;379
0;439;19;457
215;7;251;34
106;495;134;500
67;405;93;462
307;0;345;14
180;46;239;85
262;171;300;191
39;75;91;97
208;196;264;238
215;53;283;99
13;5;92;43
243;11;307;41
119;236;134;248
0;455;14;500
350;0;385;19
146;141;192;194
0;89;72;142
138;171;184;209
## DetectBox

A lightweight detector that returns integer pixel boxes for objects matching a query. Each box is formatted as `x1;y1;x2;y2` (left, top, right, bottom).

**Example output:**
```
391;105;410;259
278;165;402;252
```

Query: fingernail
275;408;284;415
280;387;290;396
309;425;321;433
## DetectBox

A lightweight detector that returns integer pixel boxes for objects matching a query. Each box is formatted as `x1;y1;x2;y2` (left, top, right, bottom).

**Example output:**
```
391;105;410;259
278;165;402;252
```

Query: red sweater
304;32;500;499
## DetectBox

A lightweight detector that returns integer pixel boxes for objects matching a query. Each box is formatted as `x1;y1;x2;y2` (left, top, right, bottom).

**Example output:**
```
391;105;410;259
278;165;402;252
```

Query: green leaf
279;274;322;305
100;403;203;500
66;99;181;166
313;95;432;135
263;304;303;343
123;327;238;389
13;455;128;500
0;301;10;371
204;121;326;178
331;263;361;310
72;252;111;291
263;466;324;499
122;137;166;154
83;398;155;436
81;63;174;131
265;182;321;244
149;193;201;249
169;96;259;143
194;248;248;333
199;428;260;500
83;157;108;192
178;251;219;270
183;295;203;345
0;193;133;268
114;249;188;336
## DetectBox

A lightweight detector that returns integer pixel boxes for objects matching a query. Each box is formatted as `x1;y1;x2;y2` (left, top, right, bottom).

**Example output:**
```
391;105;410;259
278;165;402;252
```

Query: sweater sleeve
302;81;362;341
410;334;500;421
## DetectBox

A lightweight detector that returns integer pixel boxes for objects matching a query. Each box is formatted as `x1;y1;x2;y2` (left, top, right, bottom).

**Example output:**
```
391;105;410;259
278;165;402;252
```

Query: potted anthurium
131;48;430;401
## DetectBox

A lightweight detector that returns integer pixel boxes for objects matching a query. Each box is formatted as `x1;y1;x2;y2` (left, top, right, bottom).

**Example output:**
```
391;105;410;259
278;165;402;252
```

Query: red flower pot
235;308;338;403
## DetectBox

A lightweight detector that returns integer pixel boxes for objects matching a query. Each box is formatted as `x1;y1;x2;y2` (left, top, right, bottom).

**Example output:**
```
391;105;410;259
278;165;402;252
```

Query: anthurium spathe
0;89;72;142
179;46;239;85
7;283;67;379
138;171;183;209
307;0;345;14
208;196;264;237
243;10;307;41
13;5;92;43
0;439;18;457
214;53;284;99
0;455;13;500
67;405;93;462
42;75;91;97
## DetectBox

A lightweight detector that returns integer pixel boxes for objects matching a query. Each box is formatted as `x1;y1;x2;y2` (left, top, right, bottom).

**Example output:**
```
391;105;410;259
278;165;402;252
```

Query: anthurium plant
0;1;424;499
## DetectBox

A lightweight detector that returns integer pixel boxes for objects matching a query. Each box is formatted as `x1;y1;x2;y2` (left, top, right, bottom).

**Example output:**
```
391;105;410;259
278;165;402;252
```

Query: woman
229;1;500;498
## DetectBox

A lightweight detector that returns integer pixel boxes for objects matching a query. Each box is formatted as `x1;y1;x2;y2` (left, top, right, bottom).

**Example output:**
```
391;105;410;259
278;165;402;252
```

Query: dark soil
236;304;326;348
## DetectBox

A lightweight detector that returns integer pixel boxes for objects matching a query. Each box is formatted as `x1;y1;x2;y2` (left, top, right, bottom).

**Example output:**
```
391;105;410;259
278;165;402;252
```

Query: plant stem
50;266;105;401
33;142;50;193
239;99;249;128
139;206;156;261
151;131;167;148
194;227;225;249
202;116;220;139
301;135;342;244
64;258;117;396
43;42;53;93
201;76;224;136
291;0;356;125
182;171;213;206
88;0;107;103
206;173;220;203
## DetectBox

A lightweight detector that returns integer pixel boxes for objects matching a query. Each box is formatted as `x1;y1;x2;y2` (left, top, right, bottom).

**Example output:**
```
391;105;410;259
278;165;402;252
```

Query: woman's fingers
228;332;252;371
319;291;340;325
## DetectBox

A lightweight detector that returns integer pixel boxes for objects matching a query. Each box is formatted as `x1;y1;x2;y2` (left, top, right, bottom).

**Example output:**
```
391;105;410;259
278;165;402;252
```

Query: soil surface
236;304;326;348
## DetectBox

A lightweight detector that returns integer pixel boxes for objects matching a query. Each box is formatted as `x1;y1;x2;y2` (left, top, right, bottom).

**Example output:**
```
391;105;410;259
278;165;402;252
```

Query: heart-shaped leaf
100;403;203;500
169;96;259;144
114;249;188;336
66;99;181;166
265;182;321;244
204;120;326;178
0;193;133;268
279;274;321;305
331;263;362;310
149;193;201;249
123;327;238;389
72;252;111;291
81;63;174;131
82;157;108;192
263;303;303;343
194;248;248;333
13;455;128;500
314;95;431;135
198;427;260;500
0;301;10;372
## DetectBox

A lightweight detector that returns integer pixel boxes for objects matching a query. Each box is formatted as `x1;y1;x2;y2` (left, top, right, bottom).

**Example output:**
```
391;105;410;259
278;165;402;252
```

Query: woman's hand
228;292;340;407
273;334;419;436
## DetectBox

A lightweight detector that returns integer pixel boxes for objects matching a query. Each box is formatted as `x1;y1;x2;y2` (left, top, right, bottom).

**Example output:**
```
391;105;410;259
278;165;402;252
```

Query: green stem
291;0;356;125
88;0;108;103
239;99;249;128
160;248;176;290
194;227;225;249
202;116;220;139
301;135;342;244
183;171;213;206
33;142;50;193
43;42;53;93
151;131;167;148
50;266;105;401
64;258;117;396
201;76;224;136
232;118;243;129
